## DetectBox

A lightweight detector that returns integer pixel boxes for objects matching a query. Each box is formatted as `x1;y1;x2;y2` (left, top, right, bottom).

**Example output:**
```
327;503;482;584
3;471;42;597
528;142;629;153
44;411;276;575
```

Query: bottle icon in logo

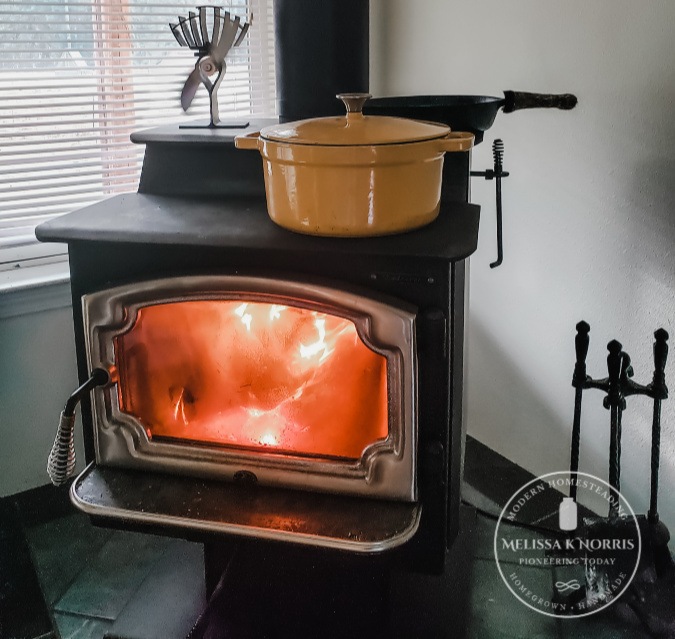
559;497;578;531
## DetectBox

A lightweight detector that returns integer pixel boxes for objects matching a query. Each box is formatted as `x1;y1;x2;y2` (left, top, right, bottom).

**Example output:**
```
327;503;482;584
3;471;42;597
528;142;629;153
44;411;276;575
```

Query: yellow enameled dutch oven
234;93;474;237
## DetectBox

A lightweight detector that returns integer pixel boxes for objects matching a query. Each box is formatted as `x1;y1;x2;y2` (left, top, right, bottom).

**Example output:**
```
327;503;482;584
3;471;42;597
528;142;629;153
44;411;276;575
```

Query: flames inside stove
114;300;389;459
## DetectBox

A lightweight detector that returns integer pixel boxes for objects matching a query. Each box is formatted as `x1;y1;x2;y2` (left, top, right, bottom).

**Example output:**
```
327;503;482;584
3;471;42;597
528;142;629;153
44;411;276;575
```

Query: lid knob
337;93;372;118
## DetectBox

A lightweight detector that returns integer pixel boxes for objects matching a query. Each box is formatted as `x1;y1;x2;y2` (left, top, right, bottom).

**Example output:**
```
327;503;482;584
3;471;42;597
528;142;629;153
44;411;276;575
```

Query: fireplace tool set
170;7;251;128
569;322;669;522
563;321;674;632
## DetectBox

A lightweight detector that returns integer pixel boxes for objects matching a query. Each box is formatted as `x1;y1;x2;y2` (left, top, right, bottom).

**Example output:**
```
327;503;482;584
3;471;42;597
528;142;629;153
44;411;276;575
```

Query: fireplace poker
648;328;669;524
569;320;590;501
604;339;627;507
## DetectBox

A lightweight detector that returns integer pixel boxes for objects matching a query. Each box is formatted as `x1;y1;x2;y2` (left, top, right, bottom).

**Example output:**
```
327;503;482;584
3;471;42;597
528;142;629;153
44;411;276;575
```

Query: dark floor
4;483;205;639
0;437;664;639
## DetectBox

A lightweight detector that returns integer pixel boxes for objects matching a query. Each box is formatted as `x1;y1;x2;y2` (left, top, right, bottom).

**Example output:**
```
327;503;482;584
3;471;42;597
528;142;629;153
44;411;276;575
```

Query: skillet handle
502;91;578;113
437;132;474;153
234;131;261;150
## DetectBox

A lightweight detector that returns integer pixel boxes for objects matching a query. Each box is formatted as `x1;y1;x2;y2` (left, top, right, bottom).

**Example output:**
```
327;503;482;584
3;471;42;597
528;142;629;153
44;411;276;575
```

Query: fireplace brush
47;368;109;487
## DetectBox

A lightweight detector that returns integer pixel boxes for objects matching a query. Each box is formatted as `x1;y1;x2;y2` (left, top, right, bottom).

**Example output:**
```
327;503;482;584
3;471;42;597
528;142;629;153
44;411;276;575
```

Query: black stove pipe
274;0;369;122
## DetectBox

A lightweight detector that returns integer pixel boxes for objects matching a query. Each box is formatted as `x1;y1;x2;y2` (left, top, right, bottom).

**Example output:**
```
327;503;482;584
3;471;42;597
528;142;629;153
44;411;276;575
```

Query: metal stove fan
170;6;251;128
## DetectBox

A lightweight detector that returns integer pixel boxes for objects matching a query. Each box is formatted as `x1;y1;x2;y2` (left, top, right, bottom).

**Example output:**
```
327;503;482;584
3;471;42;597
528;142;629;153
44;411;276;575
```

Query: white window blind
0;0;276;268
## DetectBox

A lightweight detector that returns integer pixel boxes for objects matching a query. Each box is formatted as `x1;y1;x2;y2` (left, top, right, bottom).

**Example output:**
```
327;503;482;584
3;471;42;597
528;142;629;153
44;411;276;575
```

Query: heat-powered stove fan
170;6;251;128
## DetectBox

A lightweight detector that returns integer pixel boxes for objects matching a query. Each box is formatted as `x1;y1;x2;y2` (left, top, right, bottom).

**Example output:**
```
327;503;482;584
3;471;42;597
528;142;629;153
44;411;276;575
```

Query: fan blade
181;66;202;111
199;7;209;46
213;15;240;64
170;23;187;47
178;16;195;48
188;11;202;48
213;11;230;49
233;21;250;48
211;7;222;47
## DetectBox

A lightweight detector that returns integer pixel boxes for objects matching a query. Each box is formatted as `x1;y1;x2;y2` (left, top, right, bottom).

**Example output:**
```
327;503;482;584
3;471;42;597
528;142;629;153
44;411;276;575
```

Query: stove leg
198;539;389;638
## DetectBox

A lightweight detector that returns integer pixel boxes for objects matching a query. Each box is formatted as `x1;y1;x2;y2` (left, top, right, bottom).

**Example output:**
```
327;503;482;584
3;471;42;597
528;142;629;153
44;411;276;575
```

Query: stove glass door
83;276;416;502
114;300;388;459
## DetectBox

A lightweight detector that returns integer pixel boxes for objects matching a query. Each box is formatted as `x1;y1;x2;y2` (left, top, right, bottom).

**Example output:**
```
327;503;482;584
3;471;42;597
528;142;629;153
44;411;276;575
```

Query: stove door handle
47;411;77;487
47;368;110;487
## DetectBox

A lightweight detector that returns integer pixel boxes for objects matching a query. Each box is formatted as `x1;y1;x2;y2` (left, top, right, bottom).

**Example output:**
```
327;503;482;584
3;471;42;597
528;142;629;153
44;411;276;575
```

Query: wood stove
37;123;479;634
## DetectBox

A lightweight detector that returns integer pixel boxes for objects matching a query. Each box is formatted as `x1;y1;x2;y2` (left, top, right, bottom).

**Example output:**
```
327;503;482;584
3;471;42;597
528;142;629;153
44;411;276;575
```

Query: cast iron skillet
363;90;578;143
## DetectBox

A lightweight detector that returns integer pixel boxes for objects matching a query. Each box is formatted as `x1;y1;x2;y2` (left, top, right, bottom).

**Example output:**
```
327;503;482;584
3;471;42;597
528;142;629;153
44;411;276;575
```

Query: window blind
0;0;276;268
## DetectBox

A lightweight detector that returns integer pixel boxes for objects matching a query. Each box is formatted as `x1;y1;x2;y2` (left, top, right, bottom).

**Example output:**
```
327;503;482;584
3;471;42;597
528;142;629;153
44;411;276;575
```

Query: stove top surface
36;193;480;261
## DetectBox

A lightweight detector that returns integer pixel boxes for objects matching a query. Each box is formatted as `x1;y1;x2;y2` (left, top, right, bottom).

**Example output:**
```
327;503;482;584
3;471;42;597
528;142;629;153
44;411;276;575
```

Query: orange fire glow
114;300;388;459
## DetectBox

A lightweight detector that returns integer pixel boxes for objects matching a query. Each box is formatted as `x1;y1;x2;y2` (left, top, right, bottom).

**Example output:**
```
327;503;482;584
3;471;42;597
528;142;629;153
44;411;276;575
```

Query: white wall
0;293;81;496
372;0;675;521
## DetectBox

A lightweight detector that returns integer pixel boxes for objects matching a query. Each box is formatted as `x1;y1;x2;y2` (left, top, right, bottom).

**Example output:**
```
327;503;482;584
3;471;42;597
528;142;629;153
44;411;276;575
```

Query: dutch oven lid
261;93;451;146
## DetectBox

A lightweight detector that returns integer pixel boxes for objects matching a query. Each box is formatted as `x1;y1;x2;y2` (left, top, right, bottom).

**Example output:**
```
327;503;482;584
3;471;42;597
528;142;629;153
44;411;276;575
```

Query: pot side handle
502;91;578;113
234;131;262;150
437;132;474;153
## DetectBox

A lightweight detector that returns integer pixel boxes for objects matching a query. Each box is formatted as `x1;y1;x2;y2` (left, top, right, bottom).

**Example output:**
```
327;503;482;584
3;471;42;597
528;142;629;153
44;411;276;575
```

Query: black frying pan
363;90;577;143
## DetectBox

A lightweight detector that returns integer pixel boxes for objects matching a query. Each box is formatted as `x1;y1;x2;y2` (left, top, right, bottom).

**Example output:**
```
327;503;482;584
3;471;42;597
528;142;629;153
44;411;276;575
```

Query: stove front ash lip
69;462;423;553
81;275;418;502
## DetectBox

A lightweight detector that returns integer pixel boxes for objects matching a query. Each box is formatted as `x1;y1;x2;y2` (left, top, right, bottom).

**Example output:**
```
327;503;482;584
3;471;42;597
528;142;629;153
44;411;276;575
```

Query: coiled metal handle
493;139;504;170
47;368;109;487
47;411;77;486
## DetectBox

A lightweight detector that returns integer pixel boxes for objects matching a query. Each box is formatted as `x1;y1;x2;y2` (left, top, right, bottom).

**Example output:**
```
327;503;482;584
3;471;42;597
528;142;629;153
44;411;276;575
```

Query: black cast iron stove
37;123;480;638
